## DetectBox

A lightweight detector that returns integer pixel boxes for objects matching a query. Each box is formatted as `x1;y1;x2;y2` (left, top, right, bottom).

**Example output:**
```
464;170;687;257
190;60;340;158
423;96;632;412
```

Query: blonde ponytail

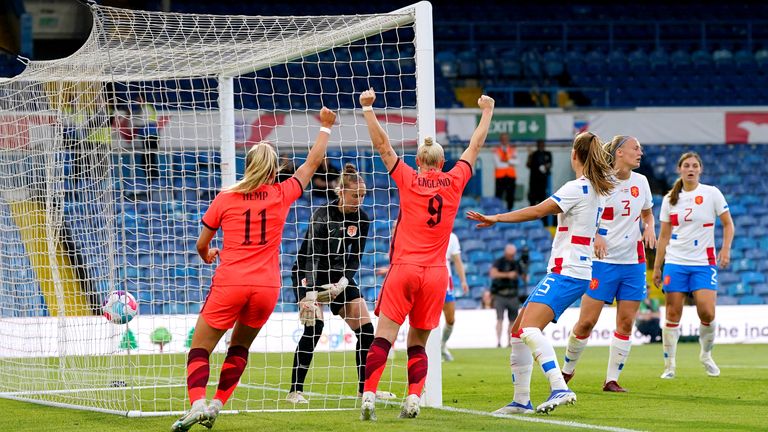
573;132;615;196
227;143;279;194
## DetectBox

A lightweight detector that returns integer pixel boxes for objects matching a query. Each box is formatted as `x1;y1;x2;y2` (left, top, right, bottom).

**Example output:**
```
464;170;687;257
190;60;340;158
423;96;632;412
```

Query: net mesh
0;2;427;415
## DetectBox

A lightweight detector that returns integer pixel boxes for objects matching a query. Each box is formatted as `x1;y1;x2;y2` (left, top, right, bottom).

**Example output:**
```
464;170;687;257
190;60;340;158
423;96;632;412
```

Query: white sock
662;322;680;370
442;324;454;349
521;327;568;391
606;332;632;383
561;332;590;374
509;335;533;405
699;321;715;359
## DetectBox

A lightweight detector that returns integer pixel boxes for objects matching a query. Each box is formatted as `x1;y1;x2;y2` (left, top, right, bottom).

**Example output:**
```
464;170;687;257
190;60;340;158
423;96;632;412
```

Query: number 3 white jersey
445;232;461;278
548;176;606;281
596;172;653;264
659;184;729;266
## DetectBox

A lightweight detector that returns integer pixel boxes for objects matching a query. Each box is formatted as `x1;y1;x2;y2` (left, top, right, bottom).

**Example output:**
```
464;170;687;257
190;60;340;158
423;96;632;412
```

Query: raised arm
459;95;495;168
294;107;337;188
359;88;398;172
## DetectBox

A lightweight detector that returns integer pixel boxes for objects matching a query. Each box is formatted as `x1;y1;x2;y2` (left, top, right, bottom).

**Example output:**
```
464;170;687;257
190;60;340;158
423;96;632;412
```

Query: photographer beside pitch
490;244;528;348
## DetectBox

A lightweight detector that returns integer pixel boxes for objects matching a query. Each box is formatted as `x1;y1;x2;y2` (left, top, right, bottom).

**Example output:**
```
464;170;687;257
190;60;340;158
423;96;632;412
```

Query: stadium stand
2;3;767;314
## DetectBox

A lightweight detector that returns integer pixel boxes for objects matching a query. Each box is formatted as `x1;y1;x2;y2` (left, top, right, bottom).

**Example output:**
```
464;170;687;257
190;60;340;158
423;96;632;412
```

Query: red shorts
375;264;448;330
201;284;280;330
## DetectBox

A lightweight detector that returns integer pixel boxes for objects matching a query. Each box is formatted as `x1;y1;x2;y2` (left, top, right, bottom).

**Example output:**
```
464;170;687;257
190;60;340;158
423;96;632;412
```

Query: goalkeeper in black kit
287;163;395;403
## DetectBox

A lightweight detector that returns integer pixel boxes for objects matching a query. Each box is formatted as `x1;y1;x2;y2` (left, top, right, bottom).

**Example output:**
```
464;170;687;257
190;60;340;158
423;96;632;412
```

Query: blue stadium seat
717;296;739;305
727;283;752;297
738;295;764;305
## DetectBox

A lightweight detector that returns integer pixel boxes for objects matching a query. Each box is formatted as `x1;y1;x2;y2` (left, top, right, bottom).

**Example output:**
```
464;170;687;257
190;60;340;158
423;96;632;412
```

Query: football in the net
102;290;138;324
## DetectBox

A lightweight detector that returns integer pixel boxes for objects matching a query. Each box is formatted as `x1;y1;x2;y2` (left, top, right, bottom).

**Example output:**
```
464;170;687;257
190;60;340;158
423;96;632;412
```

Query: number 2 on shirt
242;208;267;245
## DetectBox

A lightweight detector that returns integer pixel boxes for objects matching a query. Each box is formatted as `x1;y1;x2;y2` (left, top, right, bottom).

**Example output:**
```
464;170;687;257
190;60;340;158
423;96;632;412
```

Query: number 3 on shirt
427;194;443;228
242;208;267;245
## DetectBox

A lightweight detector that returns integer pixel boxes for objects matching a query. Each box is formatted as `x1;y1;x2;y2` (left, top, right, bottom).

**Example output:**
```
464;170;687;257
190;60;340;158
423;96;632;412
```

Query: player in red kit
171;107;337;432
358;88;495;421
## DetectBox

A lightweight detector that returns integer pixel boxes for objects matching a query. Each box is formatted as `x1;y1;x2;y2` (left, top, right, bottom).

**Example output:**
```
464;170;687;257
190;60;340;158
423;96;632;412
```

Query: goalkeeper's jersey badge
347;225;358;237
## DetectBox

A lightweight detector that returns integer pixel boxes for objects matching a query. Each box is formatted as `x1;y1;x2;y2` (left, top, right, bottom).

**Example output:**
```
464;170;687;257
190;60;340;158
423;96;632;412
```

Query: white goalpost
0;0;440;416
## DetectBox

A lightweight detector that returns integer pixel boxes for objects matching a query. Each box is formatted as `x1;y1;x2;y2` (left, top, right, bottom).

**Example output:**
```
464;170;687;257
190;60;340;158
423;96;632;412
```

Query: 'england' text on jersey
417;177;452;188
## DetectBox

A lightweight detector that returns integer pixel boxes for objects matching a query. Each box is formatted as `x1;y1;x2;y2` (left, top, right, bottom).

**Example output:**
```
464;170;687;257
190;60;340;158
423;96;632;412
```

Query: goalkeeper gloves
315;277;349;303
299;291;321;326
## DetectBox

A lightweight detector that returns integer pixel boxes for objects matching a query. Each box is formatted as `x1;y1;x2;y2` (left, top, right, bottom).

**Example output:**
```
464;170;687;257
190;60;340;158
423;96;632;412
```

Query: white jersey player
653;152;734;379
468;132;614;415
561;136;657;393
441;232;468;362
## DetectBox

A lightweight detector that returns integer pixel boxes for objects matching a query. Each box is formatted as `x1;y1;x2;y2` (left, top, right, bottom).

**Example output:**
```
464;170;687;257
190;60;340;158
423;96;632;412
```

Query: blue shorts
523;273;589;323
444;278;456;303
587;262;647;303
445;289;455;303
662;264;718;293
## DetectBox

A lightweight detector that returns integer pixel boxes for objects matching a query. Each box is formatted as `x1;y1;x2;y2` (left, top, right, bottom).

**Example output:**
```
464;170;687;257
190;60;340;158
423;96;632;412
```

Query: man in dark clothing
490;244;527;347
526;139;553;225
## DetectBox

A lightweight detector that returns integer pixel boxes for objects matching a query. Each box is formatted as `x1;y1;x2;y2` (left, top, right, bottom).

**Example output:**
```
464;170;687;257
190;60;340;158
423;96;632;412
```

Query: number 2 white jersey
548;176;606;281
445;232;461;278
596;172;653;264
659;184;729;266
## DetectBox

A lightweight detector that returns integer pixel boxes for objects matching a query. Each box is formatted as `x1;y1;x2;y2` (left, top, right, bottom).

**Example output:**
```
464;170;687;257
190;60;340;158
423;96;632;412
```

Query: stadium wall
2;305;766;358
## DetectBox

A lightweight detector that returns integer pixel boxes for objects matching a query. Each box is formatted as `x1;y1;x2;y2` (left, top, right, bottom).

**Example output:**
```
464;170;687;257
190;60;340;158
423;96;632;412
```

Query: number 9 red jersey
389;159;472;266
201;177;304;287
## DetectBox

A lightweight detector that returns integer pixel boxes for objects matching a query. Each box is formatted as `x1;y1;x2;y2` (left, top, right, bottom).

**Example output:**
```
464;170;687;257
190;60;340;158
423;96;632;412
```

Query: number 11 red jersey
389;159;472;266
201;177;304;287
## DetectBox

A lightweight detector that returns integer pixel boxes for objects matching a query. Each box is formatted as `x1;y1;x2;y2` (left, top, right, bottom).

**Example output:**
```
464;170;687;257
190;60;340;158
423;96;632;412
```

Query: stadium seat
738;295;764;305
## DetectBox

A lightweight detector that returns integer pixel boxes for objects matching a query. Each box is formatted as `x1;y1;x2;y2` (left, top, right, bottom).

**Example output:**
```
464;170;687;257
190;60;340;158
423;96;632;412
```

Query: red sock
186;348;210;404
406;345;428;397
213;345;249;405
363;337;391;393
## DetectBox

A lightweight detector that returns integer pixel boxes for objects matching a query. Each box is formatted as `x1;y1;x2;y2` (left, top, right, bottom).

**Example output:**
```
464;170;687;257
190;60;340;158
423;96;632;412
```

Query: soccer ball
102;290;138;324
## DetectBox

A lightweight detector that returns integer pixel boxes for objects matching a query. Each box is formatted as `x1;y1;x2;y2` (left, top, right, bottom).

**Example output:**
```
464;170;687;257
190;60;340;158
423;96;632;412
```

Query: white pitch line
242;383;645;431
437;406;646;432
720;365;768;369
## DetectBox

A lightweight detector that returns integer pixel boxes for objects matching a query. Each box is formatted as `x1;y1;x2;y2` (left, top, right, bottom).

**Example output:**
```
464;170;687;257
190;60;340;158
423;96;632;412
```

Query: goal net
0;1;437;416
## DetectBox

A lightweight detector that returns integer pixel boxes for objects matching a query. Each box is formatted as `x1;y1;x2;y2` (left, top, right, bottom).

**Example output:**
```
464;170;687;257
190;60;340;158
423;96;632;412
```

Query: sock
354;323;374;394
509;332;533;405
441;324;454;350
406;345;428;397
521;327;568;391
213;345;249;406
187;348;210;405
606;331;632;383
561;332;590;374
363;337;392;393
699;321;716;358
662;321;680;370
290;320;324;393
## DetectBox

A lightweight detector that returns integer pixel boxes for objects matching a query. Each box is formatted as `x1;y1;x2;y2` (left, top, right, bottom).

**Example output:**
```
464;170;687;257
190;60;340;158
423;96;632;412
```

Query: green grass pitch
1;343;766;432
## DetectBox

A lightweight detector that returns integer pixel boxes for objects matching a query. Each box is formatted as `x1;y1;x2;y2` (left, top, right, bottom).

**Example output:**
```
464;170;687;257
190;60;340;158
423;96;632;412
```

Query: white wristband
362;106;373;112
319;127;331;135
